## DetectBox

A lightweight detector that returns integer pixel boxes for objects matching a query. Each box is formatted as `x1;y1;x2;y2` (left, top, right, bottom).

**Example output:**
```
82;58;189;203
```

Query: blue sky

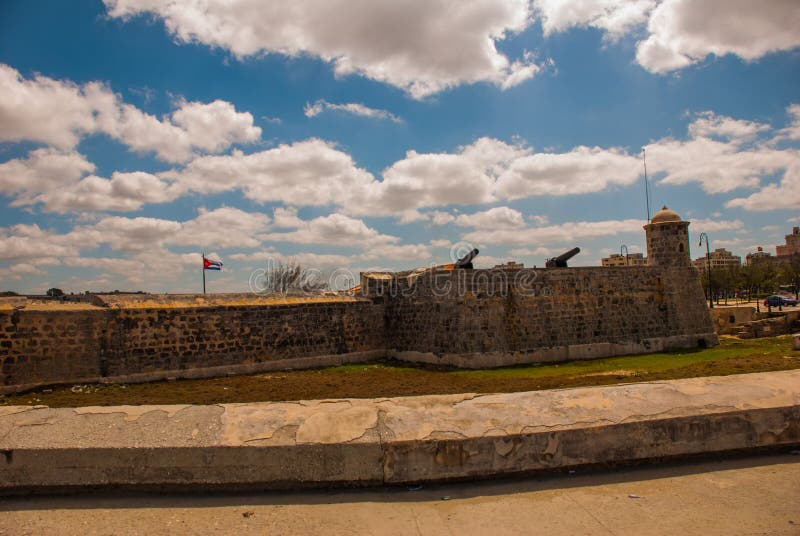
1;0;798;293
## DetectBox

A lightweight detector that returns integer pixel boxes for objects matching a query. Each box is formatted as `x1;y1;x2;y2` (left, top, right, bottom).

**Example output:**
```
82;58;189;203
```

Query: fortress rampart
0;297;386;394
368;264;715;368
0;207;718;393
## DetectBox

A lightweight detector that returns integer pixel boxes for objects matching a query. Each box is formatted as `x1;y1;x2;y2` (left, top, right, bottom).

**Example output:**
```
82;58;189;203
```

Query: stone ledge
1;370;798;493
391;332;720;368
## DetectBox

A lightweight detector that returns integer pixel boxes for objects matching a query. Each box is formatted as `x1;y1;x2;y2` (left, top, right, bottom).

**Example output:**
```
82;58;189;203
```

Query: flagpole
202;251;206;295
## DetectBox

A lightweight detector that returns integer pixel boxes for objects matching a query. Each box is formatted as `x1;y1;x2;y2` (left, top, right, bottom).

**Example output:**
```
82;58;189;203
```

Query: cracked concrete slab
0;370;798;492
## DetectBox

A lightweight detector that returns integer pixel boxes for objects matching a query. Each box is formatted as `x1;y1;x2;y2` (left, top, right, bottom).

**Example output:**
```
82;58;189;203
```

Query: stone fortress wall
369;265;715;368
0;297;385;394
0;207;717;393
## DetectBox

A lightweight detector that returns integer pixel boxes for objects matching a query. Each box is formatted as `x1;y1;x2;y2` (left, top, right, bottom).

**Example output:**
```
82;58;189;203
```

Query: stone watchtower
644;206;691;267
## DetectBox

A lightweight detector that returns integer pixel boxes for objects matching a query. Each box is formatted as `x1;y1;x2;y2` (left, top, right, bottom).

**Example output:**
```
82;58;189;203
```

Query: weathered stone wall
370;265;716;367
0;299;385;392
0;308;109;389
1;262;717;390
710;306;757;335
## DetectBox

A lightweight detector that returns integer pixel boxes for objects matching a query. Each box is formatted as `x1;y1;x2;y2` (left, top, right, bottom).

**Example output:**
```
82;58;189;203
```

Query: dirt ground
2;335;798;407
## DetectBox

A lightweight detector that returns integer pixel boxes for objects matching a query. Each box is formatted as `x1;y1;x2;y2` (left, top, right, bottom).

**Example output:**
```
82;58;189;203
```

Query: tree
252;260;328;294
715;265;740;305
46;287;64;297
0;291;19;296
777;254;800;299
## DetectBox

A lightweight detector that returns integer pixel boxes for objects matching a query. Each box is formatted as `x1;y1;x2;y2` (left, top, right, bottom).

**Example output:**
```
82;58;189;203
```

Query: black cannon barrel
454;248;479;269
545;247;580;268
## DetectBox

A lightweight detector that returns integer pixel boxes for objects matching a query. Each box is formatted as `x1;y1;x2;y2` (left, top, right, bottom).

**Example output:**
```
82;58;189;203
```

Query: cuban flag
203;256;223;271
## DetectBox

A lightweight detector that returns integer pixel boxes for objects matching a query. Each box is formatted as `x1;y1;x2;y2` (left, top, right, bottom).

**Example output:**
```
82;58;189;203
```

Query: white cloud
688;111;770;142
229;249;353;268
355;137;528;215
689;219;745;233
0;148;95;202
0;64;95;149
304;100;402;123
453;206;527;228
725;162;800;211
166;139;375;206
429;211;457;226
636;0;800;74
463;218;644;246
494;146;641;199
359;243;433;261
170;99;261;153
174;206;271;249
31;172;177;213
0;262;48;281
0;147;179;213
509;246;556;257
262;213;398;247
103;0;540;98
0;64;260;163
88;216;183;251
0;224;76;261
646;112;799;194
536;0;654;40
775;104;800;142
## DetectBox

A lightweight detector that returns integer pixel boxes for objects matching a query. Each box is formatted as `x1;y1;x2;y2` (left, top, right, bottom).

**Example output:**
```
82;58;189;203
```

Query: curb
1;370;799;493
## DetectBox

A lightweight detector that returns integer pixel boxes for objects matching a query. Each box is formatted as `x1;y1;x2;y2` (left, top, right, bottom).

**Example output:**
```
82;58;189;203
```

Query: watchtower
644;206;691;267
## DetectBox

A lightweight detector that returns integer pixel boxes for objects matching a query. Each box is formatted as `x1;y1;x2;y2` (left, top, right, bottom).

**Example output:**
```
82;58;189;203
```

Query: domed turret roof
650;205;682;224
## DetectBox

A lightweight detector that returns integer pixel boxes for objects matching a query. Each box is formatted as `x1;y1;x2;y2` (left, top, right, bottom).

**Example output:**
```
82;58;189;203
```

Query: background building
601;253;647;267
745;246;775;266
692;248;741;272
776;227;800;258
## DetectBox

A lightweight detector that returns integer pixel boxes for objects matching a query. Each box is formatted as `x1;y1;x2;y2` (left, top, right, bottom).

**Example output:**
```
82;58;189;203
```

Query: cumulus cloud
262;213;398;247
0;224;76;262
725;162;800;211
688;111;770;142
452;206;527;228
103;0;540;98
536;0;654;40
359;243;433;261
166;139;375;206
0;149;95;203
174;206;271;249
304;100;402;123
462;218;644;246
87;216;183;251
229;249;353;268
0;147;180;213
354;137;529;215
533;0;800;75
494;146;641;199
0;207;275;267
0;64;260;163
646;111;799;194
775;104;800;142
30;172;177;213
689;219;745;233
636;0;800;74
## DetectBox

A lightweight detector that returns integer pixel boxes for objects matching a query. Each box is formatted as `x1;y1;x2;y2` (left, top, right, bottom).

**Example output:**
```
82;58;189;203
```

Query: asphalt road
1;454;798;535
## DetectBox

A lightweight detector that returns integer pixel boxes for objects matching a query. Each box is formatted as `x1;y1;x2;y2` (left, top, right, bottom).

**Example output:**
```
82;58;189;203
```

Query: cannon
545;247;580;268
454;248;479;269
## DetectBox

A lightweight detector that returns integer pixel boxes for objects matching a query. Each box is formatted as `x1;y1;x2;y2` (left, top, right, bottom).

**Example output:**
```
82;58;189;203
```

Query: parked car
763;295;798;307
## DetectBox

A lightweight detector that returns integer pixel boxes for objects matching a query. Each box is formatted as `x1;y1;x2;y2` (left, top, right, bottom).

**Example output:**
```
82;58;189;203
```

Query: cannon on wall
545;247;580;268
454;248;479;269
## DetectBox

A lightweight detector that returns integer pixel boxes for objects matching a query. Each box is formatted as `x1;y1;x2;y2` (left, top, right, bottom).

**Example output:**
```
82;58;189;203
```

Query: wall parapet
1;262;717;393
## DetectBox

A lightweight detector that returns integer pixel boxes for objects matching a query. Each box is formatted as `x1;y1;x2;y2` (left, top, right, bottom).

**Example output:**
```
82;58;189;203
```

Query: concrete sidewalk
1;370;799;492
2;454;798;535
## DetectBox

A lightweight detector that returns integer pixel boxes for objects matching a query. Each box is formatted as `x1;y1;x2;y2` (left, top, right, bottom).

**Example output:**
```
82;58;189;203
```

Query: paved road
1;454;798;535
